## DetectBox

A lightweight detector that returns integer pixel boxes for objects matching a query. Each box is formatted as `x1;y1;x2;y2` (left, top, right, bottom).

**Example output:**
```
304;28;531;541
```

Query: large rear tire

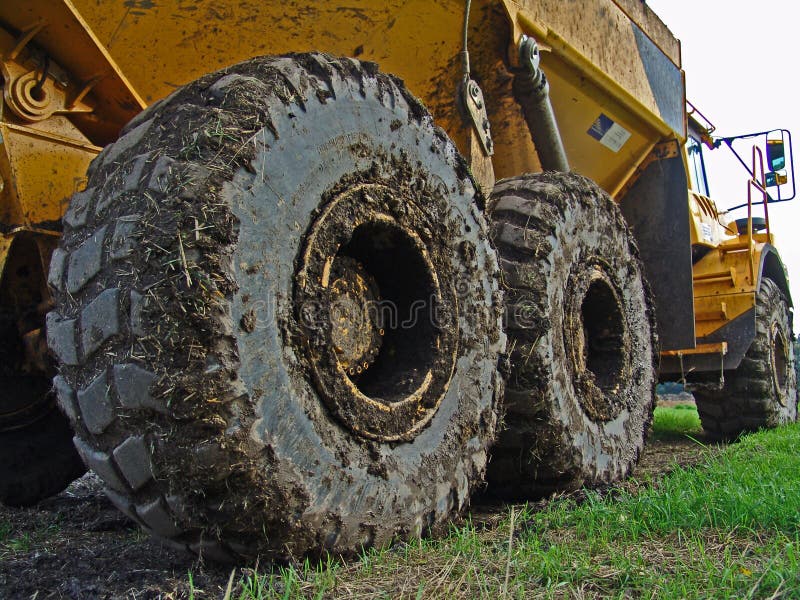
485;173;657;498
0;405;86;507
693;278;797;439
1;249;86;507
47;54;504;560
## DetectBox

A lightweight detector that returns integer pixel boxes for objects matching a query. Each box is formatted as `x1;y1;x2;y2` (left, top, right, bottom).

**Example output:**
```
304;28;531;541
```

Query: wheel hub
770;322;789;404
292;183;458;442
328;257;384;375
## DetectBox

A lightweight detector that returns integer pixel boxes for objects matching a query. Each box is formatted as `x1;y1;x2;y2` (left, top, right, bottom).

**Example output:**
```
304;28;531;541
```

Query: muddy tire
47;54;504;561
0;405;87;507
693;278;797;439
485;173;657;498
0;273;85;506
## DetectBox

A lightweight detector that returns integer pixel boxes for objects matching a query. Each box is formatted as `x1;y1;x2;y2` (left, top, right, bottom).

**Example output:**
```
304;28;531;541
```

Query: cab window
687;136;710;196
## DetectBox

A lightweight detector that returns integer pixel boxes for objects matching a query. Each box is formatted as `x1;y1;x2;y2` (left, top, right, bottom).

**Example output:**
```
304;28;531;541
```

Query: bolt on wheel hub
328;256;384;375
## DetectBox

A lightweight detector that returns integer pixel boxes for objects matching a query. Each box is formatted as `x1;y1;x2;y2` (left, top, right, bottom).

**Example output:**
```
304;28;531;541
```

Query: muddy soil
0;424;719;600
635;432;717;481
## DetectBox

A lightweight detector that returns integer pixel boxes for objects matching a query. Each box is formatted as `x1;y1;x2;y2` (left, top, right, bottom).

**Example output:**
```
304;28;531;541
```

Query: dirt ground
0;401;716;600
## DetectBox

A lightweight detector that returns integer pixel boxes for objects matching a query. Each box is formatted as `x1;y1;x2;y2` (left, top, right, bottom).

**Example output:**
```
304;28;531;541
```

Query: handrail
743;146;769;281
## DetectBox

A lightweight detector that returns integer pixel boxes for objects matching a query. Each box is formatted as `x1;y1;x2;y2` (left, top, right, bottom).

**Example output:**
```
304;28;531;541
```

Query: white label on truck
588;114;631;153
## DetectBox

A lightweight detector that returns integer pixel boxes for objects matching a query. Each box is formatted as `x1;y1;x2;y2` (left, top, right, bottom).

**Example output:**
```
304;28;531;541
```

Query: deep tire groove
693;278;797;439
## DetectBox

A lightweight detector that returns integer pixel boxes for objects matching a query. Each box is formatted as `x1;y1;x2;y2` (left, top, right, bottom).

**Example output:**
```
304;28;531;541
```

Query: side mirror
763;131;793;197
767;138;786;172
721;128;795;204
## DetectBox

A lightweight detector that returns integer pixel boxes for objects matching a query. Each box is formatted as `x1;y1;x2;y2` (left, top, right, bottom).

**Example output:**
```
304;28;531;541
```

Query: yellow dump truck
0;0;795;560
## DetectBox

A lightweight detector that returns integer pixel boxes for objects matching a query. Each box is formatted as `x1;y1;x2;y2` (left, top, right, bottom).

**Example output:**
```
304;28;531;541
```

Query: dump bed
68;0;685;196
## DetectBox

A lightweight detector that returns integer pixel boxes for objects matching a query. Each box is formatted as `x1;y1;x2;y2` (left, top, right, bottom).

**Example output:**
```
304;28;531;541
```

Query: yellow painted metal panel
611;0;680;66
687;192;738;246
0;122;99;228
69;0;682;197
542;53;659;194
70;0;476;166
71;1;464;105
693;292;755;339
662;341;727;358
0;235;13;279
0;0;146;144
501;0;683;135
689;237;773;339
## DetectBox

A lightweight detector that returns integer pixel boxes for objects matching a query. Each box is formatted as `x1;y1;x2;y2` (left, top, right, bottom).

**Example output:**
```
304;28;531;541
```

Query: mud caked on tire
485;173;658;498
693;278;797;439
47;54;504;560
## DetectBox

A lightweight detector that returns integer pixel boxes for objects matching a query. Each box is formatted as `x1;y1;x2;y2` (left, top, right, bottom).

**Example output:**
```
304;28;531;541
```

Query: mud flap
620;154;694;351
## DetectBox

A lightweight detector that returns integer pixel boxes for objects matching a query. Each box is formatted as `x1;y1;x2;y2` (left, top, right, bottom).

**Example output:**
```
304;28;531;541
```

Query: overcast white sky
647;0;800;328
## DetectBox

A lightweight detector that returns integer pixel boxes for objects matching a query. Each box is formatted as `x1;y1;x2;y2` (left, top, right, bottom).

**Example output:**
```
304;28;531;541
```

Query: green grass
0;518;61;559
0;520;11;541
205;421;800;599
651;404;703;440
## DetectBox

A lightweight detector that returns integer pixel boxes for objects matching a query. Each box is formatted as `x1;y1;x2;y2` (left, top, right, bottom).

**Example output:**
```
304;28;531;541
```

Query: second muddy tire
0;404;86;507
47;54;504;560
486;173;658;498
0;281;86;506
693;278;797;439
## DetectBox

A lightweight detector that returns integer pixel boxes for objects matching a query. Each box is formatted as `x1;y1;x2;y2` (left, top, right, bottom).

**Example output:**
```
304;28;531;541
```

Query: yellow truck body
3;0;781;368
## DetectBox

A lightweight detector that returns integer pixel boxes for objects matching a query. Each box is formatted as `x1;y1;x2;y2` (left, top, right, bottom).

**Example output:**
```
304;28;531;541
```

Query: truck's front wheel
693;278;797;439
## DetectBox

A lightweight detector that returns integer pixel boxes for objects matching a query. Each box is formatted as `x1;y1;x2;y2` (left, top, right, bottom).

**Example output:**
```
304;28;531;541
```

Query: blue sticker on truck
588;113;631;152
